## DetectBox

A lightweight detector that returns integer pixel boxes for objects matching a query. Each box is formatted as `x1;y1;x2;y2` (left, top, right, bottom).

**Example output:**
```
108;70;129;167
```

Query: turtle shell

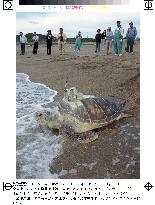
58;96;123;123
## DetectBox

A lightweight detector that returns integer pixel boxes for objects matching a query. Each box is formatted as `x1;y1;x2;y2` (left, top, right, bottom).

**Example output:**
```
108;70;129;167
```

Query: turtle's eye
38;113;43;117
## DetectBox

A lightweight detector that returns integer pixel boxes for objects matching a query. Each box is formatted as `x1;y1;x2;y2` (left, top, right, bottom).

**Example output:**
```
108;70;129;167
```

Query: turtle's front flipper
59;123;98;143
77;131;98;144
120;113;134;118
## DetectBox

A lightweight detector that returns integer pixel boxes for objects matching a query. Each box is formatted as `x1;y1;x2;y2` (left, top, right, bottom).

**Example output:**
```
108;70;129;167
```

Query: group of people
46;28;67;55
95;21;137;56
19;21;137;56
19;28;67;55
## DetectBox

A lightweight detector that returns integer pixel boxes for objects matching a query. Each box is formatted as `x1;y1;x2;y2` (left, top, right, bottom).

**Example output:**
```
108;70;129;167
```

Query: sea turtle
35;87;127;143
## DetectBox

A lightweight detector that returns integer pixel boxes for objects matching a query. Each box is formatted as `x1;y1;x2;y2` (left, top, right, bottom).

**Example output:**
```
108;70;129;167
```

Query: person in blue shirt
74;31;82;52
126;22;137;53
106;27;113;55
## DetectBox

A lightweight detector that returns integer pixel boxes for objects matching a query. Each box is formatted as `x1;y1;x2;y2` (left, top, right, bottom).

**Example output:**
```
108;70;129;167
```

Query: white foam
16;73;63;179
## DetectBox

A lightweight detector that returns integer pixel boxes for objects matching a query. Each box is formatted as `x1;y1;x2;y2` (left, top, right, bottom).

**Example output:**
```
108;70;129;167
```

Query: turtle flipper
59;123;98;143
120;113;134;118
76;131;98;144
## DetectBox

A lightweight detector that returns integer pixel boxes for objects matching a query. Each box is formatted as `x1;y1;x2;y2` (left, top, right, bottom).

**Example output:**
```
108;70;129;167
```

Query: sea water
16;73;63;179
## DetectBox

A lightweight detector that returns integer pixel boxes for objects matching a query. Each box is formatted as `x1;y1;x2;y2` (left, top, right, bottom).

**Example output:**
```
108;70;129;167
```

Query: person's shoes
119;54;122;56
95;51;97;53
114;53;117;56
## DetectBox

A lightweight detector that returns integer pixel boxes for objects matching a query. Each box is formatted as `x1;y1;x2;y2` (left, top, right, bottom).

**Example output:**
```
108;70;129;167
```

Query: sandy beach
16;42;140;179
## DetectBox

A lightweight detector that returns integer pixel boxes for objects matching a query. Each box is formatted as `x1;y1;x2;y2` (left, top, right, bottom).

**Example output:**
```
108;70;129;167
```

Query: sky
16;12;140;38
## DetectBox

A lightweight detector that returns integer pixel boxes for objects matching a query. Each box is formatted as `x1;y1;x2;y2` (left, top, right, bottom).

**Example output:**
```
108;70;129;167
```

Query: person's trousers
96;42;101;52
126;37;134;52
47;44;51;55
33;42;38;54
106;40;112;54
59;42;65;54
120;40;123;52
101;38;106;50
21;43;25;55
114;40;121;55
75;42;81;51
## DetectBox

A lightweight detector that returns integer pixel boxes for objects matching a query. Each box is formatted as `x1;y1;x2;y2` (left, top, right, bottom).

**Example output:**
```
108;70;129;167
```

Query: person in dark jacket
95;29;102;53
46;30;53;55
126;22;137;53
101;30;106;51
32;32;39;54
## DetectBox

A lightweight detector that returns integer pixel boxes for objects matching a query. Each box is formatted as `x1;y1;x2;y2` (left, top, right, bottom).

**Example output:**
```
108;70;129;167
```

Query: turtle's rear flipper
59;124;98;143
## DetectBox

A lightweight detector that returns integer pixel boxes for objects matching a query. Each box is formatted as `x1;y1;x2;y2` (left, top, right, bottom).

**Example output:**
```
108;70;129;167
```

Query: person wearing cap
57;28;67;55
106;27;113;55
101;30;106;51
46;30;53;55
95;29;102;53
32;32;39;54
126;22;137;52
114;21;123;56
19;32;27;55
74;31;82;52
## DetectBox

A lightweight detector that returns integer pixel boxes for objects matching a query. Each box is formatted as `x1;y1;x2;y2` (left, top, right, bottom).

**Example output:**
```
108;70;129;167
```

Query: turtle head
34;110;61;129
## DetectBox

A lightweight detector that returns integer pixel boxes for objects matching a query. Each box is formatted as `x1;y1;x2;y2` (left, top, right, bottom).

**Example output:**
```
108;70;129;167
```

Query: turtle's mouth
35;112;43;118
34;111;48;124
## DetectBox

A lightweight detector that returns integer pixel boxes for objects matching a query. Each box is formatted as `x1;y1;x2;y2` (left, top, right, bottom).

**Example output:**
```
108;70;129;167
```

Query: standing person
57;28;67;55
95;29;102;53
19;32;27;55
74;31;82;52
32;32;39;54
126;22;137;53
46;30;53;55
114;21;123;56
101;30;106;51
106;27;113;55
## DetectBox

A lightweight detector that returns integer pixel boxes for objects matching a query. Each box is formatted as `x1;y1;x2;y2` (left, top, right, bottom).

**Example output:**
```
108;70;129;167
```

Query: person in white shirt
106;27;113;55
57;28;67;55
32;32;39;54
19;32;27;55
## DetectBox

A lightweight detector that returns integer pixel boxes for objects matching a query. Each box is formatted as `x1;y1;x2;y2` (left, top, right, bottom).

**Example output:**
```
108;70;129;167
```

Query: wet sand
16;42;140;178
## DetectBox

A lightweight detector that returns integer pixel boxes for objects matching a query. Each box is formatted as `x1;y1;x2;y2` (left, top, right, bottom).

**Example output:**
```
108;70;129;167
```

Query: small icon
3;0;13;10
3;182;13;191
144;0;153;10
144;182;153;191
43;6;45;9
